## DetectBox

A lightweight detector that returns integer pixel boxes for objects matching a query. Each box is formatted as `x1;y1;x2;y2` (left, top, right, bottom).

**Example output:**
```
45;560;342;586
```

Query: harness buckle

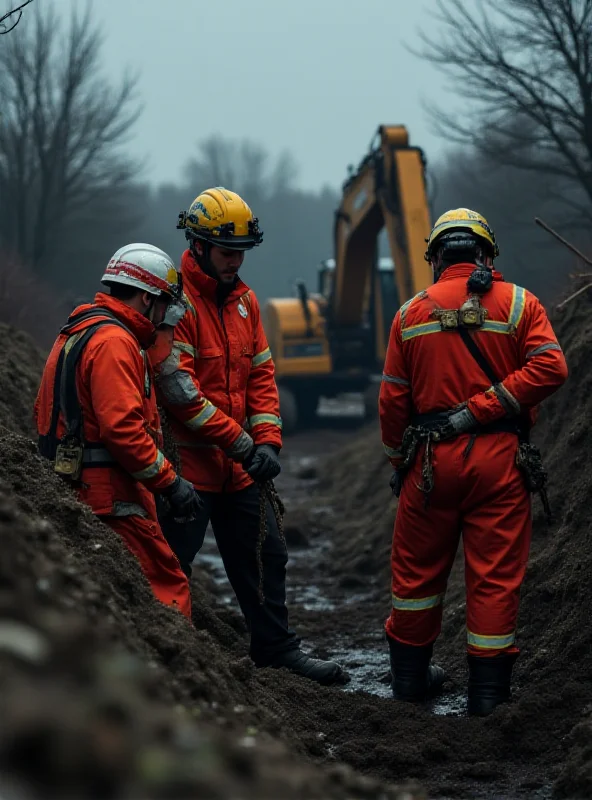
459;295;488;328
432;295;488;331
432;308;459;330
54;435;84;481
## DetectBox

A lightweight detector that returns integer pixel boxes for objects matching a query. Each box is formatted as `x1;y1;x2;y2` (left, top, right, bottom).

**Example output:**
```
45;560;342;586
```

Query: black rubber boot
267;649;350;686
387;637;446;702
467;653;518;717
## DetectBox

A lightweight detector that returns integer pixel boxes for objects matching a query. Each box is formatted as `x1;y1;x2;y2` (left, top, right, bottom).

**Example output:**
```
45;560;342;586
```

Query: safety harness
38;308;148;482
397;280;552;519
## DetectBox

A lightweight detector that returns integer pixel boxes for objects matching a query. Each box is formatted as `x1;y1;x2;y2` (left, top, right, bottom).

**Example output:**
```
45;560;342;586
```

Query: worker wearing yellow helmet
380;206;567;715
155;187;348;686
424;207;499;285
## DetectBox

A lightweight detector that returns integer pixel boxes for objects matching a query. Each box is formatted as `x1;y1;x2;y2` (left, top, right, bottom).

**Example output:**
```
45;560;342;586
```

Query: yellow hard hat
424;208;499;261
177;187;263;251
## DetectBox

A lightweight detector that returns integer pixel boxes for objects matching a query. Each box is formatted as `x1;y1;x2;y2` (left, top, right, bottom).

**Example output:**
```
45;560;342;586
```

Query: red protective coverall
157;249;282;492
379;264;568;657
34;293;192;618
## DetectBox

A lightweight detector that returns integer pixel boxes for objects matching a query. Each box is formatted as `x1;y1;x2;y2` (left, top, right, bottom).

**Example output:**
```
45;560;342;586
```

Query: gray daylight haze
4;4;592;799
0;0;586;314
54;0;452;190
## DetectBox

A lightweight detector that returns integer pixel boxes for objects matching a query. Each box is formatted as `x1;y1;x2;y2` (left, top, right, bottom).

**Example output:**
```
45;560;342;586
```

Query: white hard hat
101;243;186;326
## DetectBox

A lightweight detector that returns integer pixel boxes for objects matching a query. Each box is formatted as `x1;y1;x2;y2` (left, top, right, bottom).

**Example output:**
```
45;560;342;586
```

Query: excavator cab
318;256;400;363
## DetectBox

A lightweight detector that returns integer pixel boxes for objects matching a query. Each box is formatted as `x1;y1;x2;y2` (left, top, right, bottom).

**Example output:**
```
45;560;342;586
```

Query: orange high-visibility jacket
379;263;568;465
157;249;282;492
35;293;177;518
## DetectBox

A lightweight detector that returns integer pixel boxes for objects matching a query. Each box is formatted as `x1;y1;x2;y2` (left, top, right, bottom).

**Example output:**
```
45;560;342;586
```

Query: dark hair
435;232;493;271
106;282;143;301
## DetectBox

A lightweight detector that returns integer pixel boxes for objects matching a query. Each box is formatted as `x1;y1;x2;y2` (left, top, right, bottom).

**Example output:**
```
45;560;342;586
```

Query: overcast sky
16;0;458;193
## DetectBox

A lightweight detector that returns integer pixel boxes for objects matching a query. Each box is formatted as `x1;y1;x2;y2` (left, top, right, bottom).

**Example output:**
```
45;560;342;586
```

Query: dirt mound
0;472;419;800
315;423;393;588
0;431;420;800
7;293;592;797
0;323;46;436
0;315;422;798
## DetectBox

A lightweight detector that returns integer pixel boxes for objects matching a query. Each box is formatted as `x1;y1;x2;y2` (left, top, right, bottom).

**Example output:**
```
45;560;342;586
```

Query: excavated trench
1;292;592;800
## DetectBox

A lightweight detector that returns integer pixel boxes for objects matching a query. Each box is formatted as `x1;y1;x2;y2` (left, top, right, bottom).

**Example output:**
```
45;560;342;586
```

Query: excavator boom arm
332;125;432;327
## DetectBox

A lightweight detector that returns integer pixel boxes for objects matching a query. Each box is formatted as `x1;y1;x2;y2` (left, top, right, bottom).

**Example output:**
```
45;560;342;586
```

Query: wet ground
4;310;591;799
182;371;592;800
197;420;479;720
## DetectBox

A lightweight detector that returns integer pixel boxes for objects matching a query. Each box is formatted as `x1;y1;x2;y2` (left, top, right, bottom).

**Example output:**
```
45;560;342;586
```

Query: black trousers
159;483;299;665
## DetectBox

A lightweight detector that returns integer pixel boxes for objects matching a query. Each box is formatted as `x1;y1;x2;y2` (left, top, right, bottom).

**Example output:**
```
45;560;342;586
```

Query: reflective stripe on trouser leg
467;630;516;650
461;434;532;657
392;593;444;611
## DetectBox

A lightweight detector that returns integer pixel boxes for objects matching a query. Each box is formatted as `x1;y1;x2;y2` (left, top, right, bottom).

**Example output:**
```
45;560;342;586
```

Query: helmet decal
178;187;264;250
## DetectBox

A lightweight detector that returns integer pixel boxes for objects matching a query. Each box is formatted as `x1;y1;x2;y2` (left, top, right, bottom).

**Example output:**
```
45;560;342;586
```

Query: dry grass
0;253;70;349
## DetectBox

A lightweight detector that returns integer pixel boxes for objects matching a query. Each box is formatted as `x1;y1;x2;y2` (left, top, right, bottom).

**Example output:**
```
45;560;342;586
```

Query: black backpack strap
60;307;133;335
457;326;530;441
40;310;133;459
457;326;499;384
59;322;118;438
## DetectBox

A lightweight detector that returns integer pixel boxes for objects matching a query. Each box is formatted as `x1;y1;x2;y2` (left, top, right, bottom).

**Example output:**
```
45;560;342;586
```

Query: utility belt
39;435;116;478
398;410;551;519
411;410;527;440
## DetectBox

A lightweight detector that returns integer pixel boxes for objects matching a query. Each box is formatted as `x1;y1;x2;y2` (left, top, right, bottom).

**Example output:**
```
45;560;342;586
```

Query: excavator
263;125;433;434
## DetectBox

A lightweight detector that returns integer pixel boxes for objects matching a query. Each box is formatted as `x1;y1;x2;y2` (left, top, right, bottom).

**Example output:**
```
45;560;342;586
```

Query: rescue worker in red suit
35;243;203;620
156;187;347;685
379;209;568;715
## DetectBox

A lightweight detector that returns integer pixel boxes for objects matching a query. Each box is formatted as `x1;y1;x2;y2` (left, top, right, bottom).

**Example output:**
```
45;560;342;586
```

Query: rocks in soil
0;328;416;799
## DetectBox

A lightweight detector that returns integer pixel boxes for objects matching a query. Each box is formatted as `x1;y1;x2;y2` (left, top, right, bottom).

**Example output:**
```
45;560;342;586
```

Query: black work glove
243;444;281;483
449;406;477;433
390;469;404;498
161;475;203;521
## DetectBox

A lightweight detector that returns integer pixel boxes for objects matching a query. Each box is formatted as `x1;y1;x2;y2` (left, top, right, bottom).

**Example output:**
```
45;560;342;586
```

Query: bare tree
417;0;592;221
0;0;34;34
186;135;298;204
0;2;141;285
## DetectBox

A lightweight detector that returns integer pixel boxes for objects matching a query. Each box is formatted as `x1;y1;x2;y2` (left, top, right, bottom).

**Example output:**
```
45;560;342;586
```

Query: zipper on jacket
218;301;234;489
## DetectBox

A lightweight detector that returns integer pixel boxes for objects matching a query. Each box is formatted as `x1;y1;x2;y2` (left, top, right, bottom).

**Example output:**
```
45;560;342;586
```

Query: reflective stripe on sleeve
382;373;409;386
186;400;218;430
172;340;197;357
494;382;521;415
383;444;402;459
526;342;562;360
249;413;282;429
131;450;165;481
252;347;272;368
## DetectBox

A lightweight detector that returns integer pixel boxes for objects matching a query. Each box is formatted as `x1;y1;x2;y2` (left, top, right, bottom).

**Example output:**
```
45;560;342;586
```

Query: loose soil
1;293;591;799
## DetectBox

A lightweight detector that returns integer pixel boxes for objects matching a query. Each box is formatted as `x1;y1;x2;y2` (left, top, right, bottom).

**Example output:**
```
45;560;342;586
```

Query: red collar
437;263;504;283
180;249;249;301
69;293;156;348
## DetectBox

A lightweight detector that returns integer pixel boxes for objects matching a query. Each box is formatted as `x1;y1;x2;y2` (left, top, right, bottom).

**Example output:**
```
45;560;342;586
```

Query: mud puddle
197;541;466;717
189;433;561;799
